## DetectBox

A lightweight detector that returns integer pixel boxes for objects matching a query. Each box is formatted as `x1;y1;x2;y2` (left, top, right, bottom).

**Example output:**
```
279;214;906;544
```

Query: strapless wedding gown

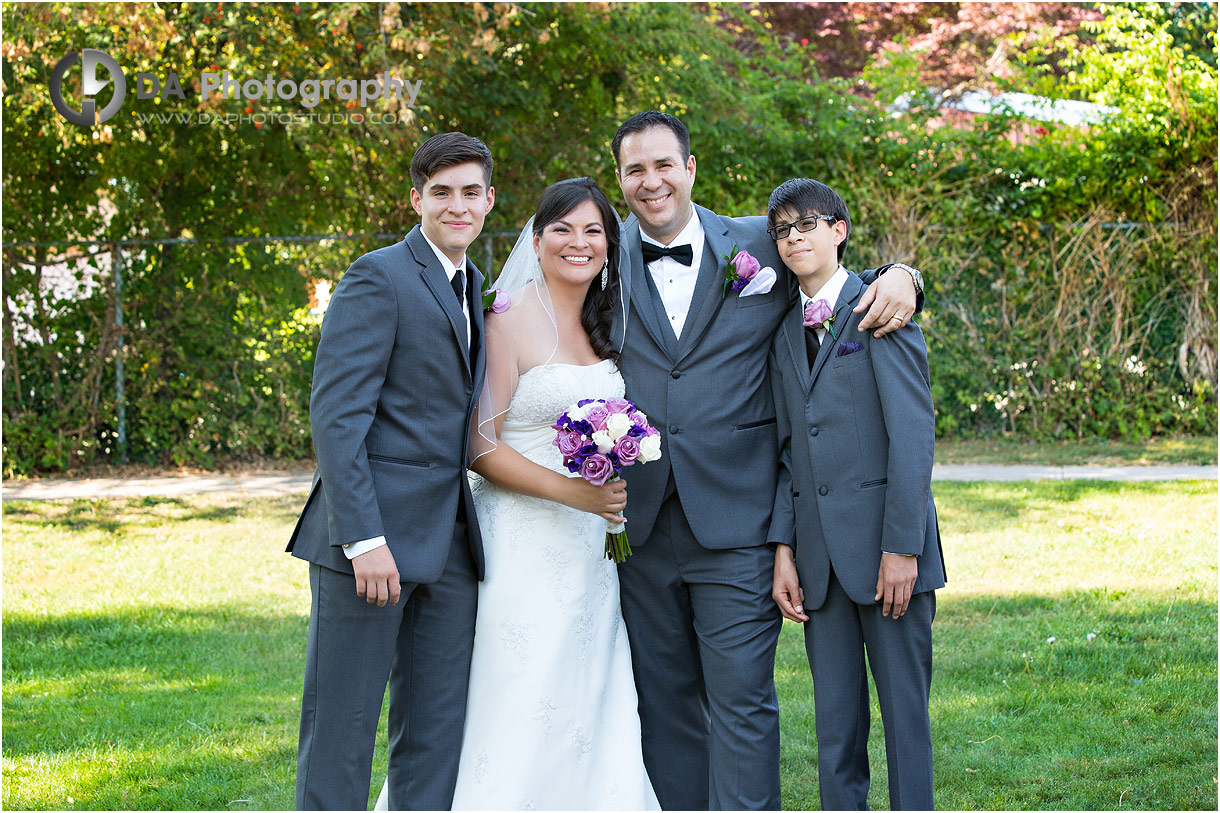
375;359;658;811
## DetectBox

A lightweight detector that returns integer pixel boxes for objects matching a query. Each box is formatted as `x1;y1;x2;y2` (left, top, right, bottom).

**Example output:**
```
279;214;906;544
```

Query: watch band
887;262;923;295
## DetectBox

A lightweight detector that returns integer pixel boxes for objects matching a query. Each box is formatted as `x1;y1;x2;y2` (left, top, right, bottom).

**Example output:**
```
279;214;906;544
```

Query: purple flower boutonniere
803;298;836;341
482;287;510;314
721;245;761;298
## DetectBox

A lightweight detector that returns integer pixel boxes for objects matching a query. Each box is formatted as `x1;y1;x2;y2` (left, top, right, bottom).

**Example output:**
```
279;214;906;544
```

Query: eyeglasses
767;214;838;241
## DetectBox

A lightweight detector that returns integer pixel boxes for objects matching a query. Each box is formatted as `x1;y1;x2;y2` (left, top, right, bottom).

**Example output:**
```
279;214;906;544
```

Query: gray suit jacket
287;226;486;584
767;271;945;608
616;204;792;550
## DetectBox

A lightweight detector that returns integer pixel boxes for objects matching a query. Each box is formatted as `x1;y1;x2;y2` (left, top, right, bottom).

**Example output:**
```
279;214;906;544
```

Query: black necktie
450;267;466;305
805;326;821;371
641;242;694;266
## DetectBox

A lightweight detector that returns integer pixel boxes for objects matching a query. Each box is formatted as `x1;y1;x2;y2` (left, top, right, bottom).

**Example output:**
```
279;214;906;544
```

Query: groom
611;111;924;810
287;132;494;810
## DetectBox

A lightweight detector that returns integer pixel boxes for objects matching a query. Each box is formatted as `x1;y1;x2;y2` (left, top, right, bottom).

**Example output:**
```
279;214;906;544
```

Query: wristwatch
885;262;923;295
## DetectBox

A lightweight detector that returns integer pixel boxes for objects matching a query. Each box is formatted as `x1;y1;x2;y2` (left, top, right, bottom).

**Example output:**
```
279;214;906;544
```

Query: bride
376;177;659;810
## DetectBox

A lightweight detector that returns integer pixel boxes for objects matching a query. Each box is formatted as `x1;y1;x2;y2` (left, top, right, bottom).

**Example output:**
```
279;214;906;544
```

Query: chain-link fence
2;230;519;474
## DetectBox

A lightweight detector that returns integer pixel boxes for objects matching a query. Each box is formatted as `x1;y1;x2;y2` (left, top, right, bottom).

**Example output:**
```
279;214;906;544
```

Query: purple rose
731;250;761;282
584;403;611;429
491;289;510;313
804;298;834;329
613;435;641;465
629;412;649;429
554;428;585;458
580;453;615;486
604;397;633;415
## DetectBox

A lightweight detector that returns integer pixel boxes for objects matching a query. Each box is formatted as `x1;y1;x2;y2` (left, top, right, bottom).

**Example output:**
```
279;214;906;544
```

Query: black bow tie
641;242;694;266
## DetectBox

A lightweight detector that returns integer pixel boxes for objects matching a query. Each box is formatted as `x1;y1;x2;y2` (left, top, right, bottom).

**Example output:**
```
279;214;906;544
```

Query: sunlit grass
935;434;1216;466
4;483;1217;810
778;480;1217;810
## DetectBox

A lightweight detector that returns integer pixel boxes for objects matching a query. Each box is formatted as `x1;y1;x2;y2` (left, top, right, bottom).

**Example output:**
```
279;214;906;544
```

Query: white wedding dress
376;359;659;811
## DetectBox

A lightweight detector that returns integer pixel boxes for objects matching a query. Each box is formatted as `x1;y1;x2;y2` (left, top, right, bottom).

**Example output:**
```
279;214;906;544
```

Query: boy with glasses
765;178;945;811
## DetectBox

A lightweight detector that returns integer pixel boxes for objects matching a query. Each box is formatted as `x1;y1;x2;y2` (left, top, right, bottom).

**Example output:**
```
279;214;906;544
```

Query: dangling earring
600;259;609;291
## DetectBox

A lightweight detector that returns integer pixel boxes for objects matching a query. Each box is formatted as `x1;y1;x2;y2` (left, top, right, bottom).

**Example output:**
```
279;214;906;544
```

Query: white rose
638;434;662;462
591;430;615;454
605;413;631;440
567;403;589;421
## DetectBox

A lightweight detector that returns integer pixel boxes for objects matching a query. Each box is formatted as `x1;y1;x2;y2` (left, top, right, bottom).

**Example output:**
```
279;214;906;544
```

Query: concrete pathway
929;464;1217;482
2;464;1215;501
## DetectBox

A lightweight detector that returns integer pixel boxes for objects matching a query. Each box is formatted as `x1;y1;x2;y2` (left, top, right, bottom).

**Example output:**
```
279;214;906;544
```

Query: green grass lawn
934;434;1217;466
3;482;1217;810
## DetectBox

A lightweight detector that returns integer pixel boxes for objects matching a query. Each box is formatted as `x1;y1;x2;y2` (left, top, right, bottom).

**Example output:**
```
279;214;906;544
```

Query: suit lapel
781;300;812;393
624;219;677;358
808;273;865;391
675;205;731;364
408;227;472;379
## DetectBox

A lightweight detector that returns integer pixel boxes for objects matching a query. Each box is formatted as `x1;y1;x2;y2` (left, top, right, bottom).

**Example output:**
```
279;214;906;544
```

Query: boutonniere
803;299;836;341
721;246;776;298
480;279;510;314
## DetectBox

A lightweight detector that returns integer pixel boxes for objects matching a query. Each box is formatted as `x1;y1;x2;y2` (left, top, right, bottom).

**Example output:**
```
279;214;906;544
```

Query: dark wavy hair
532;177;622;364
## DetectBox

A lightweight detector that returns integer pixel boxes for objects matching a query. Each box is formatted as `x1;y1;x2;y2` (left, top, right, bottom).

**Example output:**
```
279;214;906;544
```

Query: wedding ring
890;315;904;323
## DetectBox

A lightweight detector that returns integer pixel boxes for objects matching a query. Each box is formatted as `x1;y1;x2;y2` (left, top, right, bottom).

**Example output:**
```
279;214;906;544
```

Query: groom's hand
772;545;808;623
875;552;918;619
352;546;401;607
855;267;917;338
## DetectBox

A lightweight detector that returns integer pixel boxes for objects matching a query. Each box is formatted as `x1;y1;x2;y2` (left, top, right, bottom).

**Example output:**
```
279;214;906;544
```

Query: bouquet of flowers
552;397;662;563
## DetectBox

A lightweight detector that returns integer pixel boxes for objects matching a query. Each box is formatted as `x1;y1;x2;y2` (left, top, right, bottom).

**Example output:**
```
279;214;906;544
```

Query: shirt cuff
343;535;388;559
881;551;917;557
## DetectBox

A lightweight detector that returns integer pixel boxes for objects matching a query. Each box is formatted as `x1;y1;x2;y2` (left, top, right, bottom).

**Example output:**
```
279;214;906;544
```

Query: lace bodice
498;359;625;472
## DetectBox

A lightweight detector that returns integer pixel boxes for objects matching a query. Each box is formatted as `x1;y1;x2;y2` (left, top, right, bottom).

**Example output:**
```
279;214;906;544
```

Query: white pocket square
739;267;777;297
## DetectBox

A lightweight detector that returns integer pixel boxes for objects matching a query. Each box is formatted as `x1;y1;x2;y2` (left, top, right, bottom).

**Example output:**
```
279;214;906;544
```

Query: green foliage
2;2;1215;474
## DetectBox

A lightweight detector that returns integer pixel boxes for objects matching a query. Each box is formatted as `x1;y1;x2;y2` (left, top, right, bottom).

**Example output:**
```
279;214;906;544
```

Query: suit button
669;425;680;434
671;370;682;379
808;426;819;437
818;486;828;496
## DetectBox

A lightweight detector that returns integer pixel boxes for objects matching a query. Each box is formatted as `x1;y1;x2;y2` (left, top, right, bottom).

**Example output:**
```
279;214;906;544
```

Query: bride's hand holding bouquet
553;396;662;562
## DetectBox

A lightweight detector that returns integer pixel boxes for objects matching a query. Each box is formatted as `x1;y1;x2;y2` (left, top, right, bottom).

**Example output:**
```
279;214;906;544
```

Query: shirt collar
800;265;850;311
420;229;465;280
640;204;703;249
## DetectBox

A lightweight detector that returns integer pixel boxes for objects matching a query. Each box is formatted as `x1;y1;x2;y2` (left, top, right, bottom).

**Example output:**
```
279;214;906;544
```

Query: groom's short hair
767;178;852;262
611;111;690;166
410;132;494;191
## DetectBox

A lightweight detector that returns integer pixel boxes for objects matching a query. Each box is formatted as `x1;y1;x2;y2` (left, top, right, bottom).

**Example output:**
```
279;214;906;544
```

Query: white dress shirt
641;205;705;340
421;231;472;346
342;233;471;561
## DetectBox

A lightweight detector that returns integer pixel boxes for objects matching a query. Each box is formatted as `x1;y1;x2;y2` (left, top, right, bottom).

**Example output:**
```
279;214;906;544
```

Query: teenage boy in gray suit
766;178;946;811
287;132;494;810
611;112;925;810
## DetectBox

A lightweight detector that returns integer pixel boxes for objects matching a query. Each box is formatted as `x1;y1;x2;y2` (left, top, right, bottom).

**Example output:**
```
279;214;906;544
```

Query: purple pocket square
835;341;864;358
